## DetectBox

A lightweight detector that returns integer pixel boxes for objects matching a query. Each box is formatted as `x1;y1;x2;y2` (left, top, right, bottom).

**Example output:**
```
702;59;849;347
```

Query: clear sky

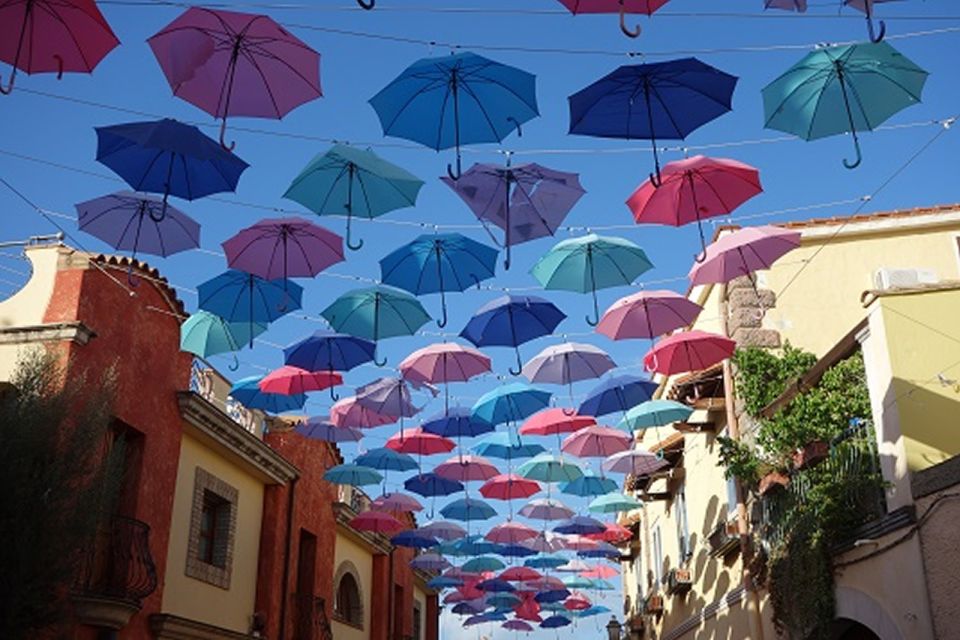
1;1;958;638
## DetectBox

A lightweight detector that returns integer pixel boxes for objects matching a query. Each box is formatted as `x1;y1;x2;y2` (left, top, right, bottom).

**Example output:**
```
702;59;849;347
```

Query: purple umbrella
601;449;669;476
222;217;343;282
523;531;567;553
355;377;422;418
411;553;452;571
442;161;585;270
597;290;702;340
522;342;616;406
518;498;574;521
503;620;534;632
764;0;807;11
294;418;363;443
419;520;468;541
371;492;424;513
148;7;322;150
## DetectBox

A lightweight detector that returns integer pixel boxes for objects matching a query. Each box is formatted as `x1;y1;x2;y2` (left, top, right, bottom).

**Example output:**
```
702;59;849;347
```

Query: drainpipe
278;477;298;640
720;284;765;640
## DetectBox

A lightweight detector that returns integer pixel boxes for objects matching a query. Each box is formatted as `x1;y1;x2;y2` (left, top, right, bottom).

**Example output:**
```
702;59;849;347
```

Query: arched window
334;563;363;627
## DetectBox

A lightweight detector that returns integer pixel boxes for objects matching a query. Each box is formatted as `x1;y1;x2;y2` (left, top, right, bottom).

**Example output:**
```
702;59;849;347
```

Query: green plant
732;342;816;417
717;435;762;484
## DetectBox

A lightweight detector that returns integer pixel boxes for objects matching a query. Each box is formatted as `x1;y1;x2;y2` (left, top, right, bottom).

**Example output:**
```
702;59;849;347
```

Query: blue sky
1;1;958;637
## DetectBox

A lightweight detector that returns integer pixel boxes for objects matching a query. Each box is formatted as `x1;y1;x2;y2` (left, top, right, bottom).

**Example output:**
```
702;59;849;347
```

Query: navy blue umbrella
283;330;376;400
568;58;737;185
497;544;538;558
541;615;572;628
198;270;302;347
390;530;439;549
553;515;607;535
477;578;516;593
461;295;566;375
421;407;495;439
536;590;571;604
578;374;658;418
405;472;464;497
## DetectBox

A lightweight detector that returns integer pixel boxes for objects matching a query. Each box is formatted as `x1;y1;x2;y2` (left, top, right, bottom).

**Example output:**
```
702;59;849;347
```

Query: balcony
293;593;333;640
73;516;158;630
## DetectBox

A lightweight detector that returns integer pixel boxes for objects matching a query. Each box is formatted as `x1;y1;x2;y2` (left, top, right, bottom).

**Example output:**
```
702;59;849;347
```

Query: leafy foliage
732;342;816;417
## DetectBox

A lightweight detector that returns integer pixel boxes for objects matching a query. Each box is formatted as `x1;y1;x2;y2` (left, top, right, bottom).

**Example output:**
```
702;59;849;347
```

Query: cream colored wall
331;531;374;640
413;587;427;640
162;433;265;633
0;246;61;381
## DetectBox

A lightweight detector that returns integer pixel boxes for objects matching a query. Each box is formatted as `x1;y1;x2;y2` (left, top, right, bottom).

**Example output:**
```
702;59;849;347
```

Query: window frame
651;525;663;590
333;561;364;629
185;467;238;589
675;482;691;563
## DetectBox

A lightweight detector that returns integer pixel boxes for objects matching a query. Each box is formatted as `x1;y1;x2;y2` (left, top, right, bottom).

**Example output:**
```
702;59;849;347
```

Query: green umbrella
516;452;584;483
587;492;642;514
179;310;267;370
530;234;653;326
618;399;693;431
762;41;928;169
283;144;424;250
321;285;431;366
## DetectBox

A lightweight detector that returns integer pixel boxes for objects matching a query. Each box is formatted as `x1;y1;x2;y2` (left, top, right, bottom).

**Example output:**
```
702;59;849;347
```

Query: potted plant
665;567;693;596
758;470;790;496
792;440;830;470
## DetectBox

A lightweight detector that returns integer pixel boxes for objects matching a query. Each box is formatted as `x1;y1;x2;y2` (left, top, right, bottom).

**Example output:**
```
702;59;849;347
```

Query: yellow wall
162;432;265;633
413;586;427;640
0;246;61;381
331;530;374;640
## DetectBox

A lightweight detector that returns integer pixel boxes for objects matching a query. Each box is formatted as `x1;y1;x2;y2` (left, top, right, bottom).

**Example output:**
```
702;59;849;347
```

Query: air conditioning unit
873;268;938;291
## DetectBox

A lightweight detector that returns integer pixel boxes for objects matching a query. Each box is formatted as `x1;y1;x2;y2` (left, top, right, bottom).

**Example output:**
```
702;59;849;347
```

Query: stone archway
831;587;904;640
333;560;364;627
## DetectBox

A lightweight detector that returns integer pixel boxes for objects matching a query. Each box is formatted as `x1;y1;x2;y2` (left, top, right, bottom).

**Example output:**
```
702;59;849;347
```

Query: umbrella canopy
405;472;464;497
689;225;802;287
434;455;500;482
415;554;453;572
486;522;538;544
473;431;546;460
620;399;694;430
520;408;596;437
75;191;200;261
283;144;423;250
554;516;607;535
321;285;431;365
259;367;341;395
569;58;737;184
565;595;592;611
462;556;506;573
560;471;618;497
557;559;590;572
229;376;306;413
380;233;499;327
0;0;118;94
480;474;541;501
578;375;658;417
477;578;516;593
419;520;467;541
764;0;807;11
371;492;424;513
519;497;575;521
222;217;343;281
197;270;302;346
323;463;383;486
442;161;585;270
180;310;265;361
531;234;653;325
525;555;569;569
385;428;455;456
586;522;633;544
523;531;567;553
148;7;321;150
556;0;671;38
763;41;927;168
471;383;552;427
369;52;538;180
500;566;542;582
441;497;497;522
588;492;643;514
581;565;619;579
294;418;362;443
329;396;396;429
390;530;438;549
503;620;533;632
283;330;375;400
561;425;632;458
356;377;421;418
460;295;566;375
350;510;405;534
400;344;491;413
521;343;616;403
423;408;495;439
559;535;598;552
517;453;584;483
541;615;571;628
498;544;537;558
597;290;703;340
643;330;736;375
355;447;418;472
601;449;669;476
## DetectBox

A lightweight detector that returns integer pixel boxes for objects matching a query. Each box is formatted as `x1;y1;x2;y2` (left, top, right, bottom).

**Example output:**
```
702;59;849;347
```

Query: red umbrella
643;330;736;375
349;510;405;534
479;474;541;501
596;290;703;340
258;366;342;395
580;565;620;579
500;566;542;582
585;522;633;544
434;455;500;482
485;521;538;545
555;0;672;38
385;428;455;455
520;408;596;436
564;594;591;611
627;155;762;258
0;0;119;94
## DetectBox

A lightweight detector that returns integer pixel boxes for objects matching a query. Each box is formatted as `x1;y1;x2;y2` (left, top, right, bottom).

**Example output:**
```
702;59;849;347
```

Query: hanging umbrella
541;615;572;629
559;536;598;553
585;522;632;544
688;225;802;295
569;58;737;186
480;474;541;501
763;41;927;169
556;0;671;38
415;554;453;572
581;565;619;579
643;330;736;375
440;497;497;521
471;383;552;427
448;535;501;557
369;52;538;180
461;295;566;375
462;556;506;573
473;431;546;460
525;555;569;569
330;396;396;429
579;605;612;617
520;408;596;437
423;408;495;439
95;118;249;218
498;544;537;558
846;0;898;43
477;578;516;593
390;530;438;549
601;449;668;476
386;428;455;455
148;7;321;150
434;455;500;482
522;343;616;406
294;418;363;443
259;367;341;395
371;492;424;513
554;516;607;536
523;531;567;553
519;498;575;521
442;161;585;270
283;144;424;250
321;285;431;366
531;234;653;325
488;593;522;608
620;399;693;431
356;377;421;418
517;453;584;483
419;520;467;541
588;493;643;514
350;510;405;534
486;522;538;544
229;376;306;413
0;0;119;94
560;470;618;497
561;425;632;458
426;575;460;588
500;566;542;582
597;290;703;340
284;330;376;401
222;217;344;284
355;447;418;472
381;233;499;327
180;310;266;367
400;344;491;413
626;155;763;258
557;559;591;573
503;620;534;632
578;543;620;559
466;612;506;625
578;375;657;418
197;270;302;347
323;463;383;486
764;0;807;11
405;472;464;497
564;595;592;611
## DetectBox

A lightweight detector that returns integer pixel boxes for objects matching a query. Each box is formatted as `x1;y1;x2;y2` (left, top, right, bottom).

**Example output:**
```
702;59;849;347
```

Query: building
617;204;960;640
0;241;440;640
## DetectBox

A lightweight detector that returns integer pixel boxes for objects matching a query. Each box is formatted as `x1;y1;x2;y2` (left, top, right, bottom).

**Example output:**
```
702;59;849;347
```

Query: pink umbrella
349;510;405;534
643;330;736;375
420;520;467;541
519;498;574;521
562;536;598;552
370;492;424;514
503;620;534;632
386;428;455;455
585;522;633;544
500;566;542;582
520;408;596;436
581;565;619;579
435;455;500;482
330;396;396;429
485;522;538;545
596;290;703;340
222;217;344;281
555;0;672;38
688;225;801;290
480;474;541;501
523;531;567;553
399;343;491;412
627;155;762;258
601;449;669;476
561;425;632;458
258;366;342;395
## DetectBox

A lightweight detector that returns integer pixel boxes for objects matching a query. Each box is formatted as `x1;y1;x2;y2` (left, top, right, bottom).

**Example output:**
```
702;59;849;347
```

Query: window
185;468;238;589
333;562;364;628
726;476;740;519
198;491;230;567
651;526;663;589
675;483;691;562
413;601;422;640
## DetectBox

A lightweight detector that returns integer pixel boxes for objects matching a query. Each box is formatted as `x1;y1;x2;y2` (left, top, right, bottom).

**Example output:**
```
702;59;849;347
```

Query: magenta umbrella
371;492;424;514
688;225;801;291
643;330;736;376
330;396;397;429
386;428;455;456
561;425;632;458
596;290;702;340
222;217;343;281
503;620;534;632
148;7;322;150
258;366;341;395
399;343;491;413
350;510;405;534
434;455;500;482
556;0;672;38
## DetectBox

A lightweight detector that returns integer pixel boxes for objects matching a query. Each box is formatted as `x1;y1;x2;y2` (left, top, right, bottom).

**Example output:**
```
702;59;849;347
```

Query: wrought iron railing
76;516;158;604
189;358;264;436
292;594;333;640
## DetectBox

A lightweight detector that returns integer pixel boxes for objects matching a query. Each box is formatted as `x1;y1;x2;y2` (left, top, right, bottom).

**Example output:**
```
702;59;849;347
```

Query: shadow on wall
888;377;960;470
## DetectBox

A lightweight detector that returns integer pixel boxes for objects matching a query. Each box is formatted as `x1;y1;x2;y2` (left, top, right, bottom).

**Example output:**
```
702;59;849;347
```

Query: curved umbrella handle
619;0;641;38
585;289;600;326
357;0;375;8
219;118;236;153
648;171;663;188
446;160;462;181
843;133;863;170
437;296;448;328
345;211;364;251
126;265;141;288
228;354;240;372
148;202;167;223
693;248;708;263
865;8;886;43
0;69;16;95
54;54;64;80
374;354;388;367
508;348;523;377
507;116;523;137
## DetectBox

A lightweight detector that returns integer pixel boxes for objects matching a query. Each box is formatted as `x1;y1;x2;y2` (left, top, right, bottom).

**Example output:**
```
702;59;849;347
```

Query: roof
91;252;186;316
778;203;960;230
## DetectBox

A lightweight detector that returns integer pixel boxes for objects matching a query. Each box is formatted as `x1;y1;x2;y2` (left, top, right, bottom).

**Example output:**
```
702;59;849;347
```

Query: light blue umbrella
198;270;302;347
560;575;594;589
355;447;418;472
448;536;502;557
180;310;266;368
440;497;497;522
560;470;619;497
588;492;643;514
462;556;506;573
517;452;584;483
578;605;612;617
619;399;693;430
472;383;552;426
229;376;306;413
472;431;546;460
427;576;462;589
524;555;568;570
323;463;383;487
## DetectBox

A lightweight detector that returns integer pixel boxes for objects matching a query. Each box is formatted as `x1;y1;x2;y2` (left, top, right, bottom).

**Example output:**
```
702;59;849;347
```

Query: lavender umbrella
222;217;343;282
294;418;363;443
597;290;703;340
519;498;575;521
411;553;451;571
442;161;585;270
419;520;468;541
522;342;616;406
355;377;422;418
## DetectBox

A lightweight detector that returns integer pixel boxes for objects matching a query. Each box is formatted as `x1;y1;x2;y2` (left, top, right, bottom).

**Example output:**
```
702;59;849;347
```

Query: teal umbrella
619;399;693;431
517;452;584;483
531;234;653;325
588;492;642;514
762;41;928;169
322;463;383;487
179;310;266;369
462;556;506;573
283;144;424;250
321;285;431;366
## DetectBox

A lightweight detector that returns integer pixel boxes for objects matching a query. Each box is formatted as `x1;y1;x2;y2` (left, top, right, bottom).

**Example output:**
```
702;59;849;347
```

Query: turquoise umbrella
283;144;424;250
180;310;266;369
323;463;384;487
517;452;584;483
525;555;567;569
462;556;506;573
471;383;552;427
619;399;693;431
531;234;653;325
762;41;928;169
321;285;431;366
229;376;306;413
588;492;642;514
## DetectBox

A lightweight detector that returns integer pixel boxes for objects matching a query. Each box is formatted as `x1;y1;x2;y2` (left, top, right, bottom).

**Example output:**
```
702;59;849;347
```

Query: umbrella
579;605;611;617
581;565;619;579
371;492;424;513
586;522;632;544
222;217;343;284
522;343;616;406
525;555;568;569
626;155;763;257
369;52;538;180
356;377;421;418
283;144;423;250
531;234;653;325
578;375;658;418
556;0;671;38
461;295;566;375
329;396;396;429
601;449;669;476
422;408;495;439
465;612;505;625
519;498;575;521
559;536;597;552
447;535;501;557
399;344;491;413
620;399;693;430
197;270;302;346
419;520;467;541
350;510;405;534
588;493;642;514
75;192;200;266
321;285;431;366
565;595;591;611
500;566;542;582
442;161;585;270
473;431;546;460
517;453;584;483
541;615;571;629
477;578;516;593
380;233;498;327
462;556;506;573
763;41;927;169
557;559;590;573
522;531;566;553
148;7;321;150
471;383;552;427
560;574;594;587
480;474;541;501
355;447;418;472
259;367;341;395
415;555;453;573
434;455;500;482
498;544;537;558
385;428;455;456
560;470;618;497
180;310;265;367
441;497;497;521
578;544;620;559
294;418;363;443
569;58;737;185
503;620;533;631
0;0;118;94
488;593;521;608
323;463;383;487
554;516;607;536
561;425;632;458
95;119;249;217
390;530;438;549
229;375;305;413
764;0;807;11
597;290;703;340
283;330;375;400
486;522;538;544
643;330;736;375
405;472;464;497
520;408;596;437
